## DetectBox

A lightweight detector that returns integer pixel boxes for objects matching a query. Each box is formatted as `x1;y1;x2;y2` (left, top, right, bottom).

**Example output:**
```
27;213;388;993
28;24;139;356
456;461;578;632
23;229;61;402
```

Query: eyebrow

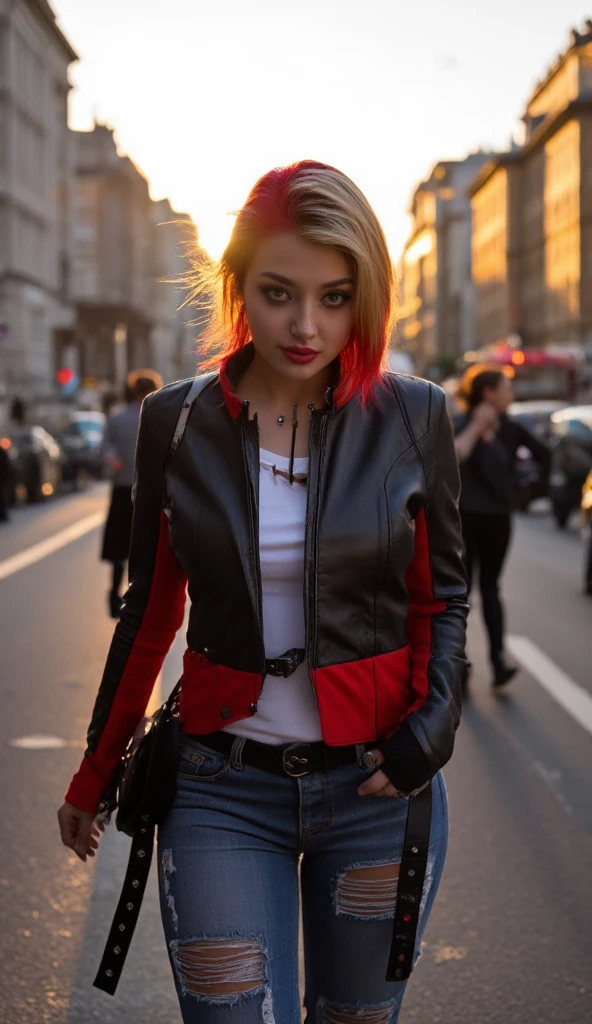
259;272;354;288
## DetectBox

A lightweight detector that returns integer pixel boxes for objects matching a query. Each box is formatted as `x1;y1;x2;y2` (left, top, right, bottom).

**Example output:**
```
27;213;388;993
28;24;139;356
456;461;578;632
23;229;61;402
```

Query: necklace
276;402;315;427
276;390;331;484
234;385;332;485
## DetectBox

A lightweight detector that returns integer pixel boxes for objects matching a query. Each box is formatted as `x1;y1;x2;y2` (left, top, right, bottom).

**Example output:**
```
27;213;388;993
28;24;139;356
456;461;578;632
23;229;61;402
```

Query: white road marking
10;735;68;749
0;511;104;582
508;635;592;737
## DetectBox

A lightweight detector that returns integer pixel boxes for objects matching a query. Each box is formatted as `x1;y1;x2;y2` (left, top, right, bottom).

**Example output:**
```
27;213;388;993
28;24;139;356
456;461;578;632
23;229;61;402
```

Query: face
484;374;513;413
241;233;355;384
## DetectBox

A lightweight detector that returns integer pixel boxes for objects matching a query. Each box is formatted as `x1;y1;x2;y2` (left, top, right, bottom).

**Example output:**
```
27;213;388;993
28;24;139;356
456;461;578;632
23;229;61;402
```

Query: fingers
74;814;94;861
358;768;402;799
57;804;101;863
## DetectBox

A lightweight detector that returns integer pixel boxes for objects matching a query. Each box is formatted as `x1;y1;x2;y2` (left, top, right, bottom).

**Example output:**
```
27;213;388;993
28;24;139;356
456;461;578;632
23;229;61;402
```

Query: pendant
277;416;285;425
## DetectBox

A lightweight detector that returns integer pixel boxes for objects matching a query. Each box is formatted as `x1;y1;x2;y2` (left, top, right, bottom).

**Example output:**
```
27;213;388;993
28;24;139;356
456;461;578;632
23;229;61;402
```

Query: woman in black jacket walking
59;161;467;1023
454;366;550;687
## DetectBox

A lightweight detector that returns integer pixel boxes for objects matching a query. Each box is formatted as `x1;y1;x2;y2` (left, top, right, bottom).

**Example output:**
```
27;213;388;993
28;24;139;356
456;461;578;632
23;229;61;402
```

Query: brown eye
262;286;289;303
323;291;351;308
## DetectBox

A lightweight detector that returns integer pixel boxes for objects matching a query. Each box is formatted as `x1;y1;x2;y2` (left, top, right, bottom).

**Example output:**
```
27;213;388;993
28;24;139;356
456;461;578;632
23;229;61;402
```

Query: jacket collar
219;342;336;421
220;345;255;420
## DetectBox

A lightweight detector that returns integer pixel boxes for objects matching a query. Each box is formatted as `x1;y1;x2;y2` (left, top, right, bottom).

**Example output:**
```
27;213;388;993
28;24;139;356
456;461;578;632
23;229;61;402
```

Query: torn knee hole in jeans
334;863;400;919
170;936;267;1004
317;996;397;1023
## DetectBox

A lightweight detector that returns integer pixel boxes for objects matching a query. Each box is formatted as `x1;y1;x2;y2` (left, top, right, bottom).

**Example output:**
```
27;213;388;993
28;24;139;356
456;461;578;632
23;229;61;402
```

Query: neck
238;350;332;410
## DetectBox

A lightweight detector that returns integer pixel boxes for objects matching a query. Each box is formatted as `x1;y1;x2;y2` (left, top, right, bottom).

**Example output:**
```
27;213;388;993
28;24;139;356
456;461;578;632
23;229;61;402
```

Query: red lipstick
281;346;319;365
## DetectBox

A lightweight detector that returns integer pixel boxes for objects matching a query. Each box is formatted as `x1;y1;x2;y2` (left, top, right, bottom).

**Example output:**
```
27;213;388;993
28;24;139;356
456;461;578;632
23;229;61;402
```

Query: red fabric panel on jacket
311;645;413;746
65;512;187;813
404;507;446;719
180;649;261;733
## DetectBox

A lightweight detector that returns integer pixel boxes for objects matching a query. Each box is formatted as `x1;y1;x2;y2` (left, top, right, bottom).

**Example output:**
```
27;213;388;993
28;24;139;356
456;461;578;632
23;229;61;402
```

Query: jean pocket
178;741;229;781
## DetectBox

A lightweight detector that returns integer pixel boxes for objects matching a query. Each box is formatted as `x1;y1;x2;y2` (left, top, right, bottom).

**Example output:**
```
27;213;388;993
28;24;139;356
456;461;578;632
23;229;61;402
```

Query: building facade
398;152;493;372
0;0;77;426
69;125;202;398
469;22;592;353
69;123;155;392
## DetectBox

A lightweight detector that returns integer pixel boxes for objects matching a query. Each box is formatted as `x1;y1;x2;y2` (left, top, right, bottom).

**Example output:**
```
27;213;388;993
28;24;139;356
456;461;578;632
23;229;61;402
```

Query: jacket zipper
304;410;328;702
240;404;266;674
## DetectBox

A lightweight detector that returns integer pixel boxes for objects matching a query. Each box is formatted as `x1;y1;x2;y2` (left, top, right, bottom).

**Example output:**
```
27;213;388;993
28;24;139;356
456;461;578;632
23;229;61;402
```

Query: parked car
548;406;592;527
58;411;106;483
9;426;63;502
508;400;567;441
508;400;564;511
56;425;91;486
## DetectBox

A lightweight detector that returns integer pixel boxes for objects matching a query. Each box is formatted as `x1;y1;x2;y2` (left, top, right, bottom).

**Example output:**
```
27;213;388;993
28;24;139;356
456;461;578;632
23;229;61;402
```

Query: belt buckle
282;744;312;778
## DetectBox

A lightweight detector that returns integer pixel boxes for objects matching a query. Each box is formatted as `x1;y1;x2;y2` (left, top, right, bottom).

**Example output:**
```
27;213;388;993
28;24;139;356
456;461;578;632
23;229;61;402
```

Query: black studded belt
93;818;155;996
193;730;363;778
386;781;433;981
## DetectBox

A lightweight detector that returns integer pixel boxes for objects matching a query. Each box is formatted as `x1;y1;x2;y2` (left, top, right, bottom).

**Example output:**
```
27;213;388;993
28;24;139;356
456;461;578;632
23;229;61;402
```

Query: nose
290;299;317;342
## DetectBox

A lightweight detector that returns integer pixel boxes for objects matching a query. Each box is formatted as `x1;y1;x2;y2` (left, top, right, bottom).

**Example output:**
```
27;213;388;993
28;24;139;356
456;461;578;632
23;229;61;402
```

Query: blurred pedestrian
59;161;467;1022
101;368;163;618
454;365;550;688
0;439;10;522
10;395;25;425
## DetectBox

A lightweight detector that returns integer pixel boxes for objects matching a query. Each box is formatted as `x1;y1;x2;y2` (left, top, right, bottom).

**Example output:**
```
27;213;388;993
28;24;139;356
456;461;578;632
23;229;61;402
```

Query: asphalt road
0;489;590;1023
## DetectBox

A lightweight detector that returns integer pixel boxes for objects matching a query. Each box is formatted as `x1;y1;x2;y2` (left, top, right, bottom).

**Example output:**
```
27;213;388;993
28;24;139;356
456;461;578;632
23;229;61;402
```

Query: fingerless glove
377;719;433;794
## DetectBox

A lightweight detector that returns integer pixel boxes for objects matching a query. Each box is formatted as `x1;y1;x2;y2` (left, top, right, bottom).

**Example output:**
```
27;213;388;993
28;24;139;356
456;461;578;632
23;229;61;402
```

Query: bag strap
385;376;434;981
385;781;432;981
165;372;217;467
93;823;155;994
95;376;216;996
162;371;216;515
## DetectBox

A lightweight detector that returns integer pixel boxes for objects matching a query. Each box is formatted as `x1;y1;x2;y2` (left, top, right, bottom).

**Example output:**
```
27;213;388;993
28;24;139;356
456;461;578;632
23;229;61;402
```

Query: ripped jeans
157;734;449;1023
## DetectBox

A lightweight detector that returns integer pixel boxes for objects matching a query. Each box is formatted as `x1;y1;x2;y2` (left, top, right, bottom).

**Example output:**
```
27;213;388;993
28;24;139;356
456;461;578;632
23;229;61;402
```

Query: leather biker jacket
66;346;468;813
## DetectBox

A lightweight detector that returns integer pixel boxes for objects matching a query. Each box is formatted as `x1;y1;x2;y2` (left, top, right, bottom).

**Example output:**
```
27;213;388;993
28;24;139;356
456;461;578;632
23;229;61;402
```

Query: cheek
244;300;286;341
331;308;355;349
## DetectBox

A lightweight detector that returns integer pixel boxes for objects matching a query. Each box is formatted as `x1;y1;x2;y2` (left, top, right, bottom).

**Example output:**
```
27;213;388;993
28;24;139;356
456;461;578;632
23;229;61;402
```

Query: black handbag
93;683;182;995
115;680;181;838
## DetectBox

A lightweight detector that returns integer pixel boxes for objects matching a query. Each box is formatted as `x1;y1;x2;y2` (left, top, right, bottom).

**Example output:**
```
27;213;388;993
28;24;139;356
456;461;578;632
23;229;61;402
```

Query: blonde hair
188;161;397;404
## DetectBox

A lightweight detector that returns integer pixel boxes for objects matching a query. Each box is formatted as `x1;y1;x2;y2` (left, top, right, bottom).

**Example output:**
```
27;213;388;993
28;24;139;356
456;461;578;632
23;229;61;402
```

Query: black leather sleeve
65;387;189;813
395;389;468;782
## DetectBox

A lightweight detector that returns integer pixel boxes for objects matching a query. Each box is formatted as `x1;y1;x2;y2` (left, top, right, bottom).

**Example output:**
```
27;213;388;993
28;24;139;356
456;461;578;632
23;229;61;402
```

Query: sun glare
198;211;237;261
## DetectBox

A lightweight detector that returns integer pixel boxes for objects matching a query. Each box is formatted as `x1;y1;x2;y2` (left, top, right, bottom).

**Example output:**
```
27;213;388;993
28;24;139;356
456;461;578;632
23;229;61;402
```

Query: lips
281;346;320;365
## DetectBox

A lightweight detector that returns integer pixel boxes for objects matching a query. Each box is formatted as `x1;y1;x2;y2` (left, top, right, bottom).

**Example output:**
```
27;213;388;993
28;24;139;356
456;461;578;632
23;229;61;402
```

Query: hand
57;801;105;862
471;401;499;438
357;749;403;799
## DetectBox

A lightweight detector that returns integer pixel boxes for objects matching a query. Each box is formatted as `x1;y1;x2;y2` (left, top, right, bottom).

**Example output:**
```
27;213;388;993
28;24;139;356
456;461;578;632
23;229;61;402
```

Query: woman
454;366;549;688
58;161;467;1023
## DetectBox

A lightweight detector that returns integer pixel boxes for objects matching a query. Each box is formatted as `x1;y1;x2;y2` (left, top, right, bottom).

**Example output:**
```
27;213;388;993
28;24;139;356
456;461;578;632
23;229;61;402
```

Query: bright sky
52;0;592;261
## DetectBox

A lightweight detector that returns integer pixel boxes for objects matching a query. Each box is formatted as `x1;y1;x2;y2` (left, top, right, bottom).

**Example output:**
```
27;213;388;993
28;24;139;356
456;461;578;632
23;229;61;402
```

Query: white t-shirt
222;447;323;745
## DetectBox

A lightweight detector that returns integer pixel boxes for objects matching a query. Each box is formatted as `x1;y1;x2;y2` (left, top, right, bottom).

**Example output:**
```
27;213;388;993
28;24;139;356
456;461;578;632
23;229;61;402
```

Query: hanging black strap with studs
385;781;433;982
93;818;155;994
